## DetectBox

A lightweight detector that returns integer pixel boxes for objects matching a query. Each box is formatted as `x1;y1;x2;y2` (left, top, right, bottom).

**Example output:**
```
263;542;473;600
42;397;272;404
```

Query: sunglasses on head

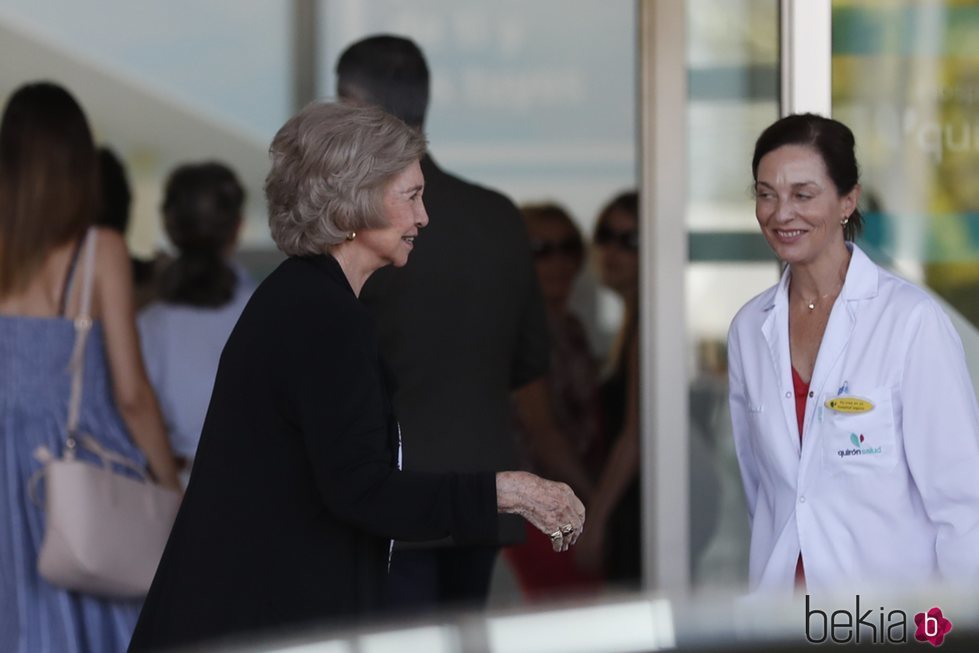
530;237;583;260
594;225;639;251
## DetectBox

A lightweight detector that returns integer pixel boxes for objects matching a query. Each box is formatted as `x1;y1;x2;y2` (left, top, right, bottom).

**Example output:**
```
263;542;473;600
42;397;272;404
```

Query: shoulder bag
28;228;181;598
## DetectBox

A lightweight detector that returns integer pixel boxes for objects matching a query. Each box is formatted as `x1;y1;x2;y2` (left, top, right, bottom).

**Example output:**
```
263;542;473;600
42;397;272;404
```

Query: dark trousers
384;547;499;615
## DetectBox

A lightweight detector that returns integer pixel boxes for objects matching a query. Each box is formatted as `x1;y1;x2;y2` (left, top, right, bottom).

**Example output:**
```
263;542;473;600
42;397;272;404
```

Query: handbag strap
65;228;97;455
27;446;55;508
28;436;150;508
58;237;84;317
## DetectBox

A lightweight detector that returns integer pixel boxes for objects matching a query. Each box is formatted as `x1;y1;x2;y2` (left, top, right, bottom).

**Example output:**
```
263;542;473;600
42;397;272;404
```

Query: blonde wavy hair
265;101;427;256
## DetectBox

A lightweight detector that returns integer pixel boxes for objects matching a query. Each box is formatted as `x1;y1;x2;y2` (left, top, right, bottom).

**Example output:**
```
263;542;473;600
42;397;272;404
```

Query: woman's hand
496;471;585;552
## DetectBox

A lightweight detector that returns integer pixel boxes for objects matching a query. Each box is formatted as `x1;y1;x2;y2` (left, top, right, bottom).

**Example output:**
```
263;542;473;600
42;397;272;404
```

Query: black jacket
129;255;498;651
361;156;550;545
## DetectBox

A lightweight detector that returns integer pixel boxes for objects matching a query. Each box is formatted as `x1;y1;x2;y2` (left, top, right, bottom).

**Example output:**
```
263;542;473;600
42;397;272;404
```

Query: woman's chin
766;239;808;265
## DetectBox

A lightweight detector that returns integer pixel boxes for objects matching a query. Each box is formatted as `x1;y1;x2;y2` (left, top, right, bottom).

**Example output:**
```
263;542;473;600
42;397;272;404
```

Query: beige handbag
28;229;180;599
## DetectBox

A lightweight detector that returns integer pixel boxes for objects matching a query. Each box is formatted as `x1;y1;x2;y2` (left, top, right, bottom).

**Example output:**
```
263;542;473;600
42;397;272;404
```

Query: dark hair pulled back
158;161;244;307
752;113;862;241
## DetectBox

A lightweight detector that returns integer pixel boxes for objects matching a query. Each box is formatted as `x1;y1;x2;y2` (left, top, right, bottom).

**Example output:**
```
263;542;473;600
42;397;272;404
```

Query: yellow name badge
824;396;874;414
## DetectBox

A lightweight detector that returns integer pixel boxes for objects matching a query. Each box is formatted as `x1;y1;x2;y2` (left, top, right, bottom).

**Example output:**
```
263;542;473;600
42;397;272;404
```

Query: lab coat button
785;391;792;399
799;496;806;504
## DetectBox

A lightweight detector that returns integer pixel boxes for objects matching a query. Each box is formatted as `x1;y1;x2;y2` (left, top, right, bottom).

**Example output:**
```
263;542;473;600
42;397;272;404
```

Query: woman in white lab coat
728;113;979;594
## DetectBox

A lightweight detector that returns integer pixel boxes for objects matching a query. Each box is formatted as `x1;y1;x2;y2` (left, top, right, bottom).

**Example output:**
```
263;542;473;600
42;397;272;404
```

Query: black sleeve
286;307;499;544
508;206;551;389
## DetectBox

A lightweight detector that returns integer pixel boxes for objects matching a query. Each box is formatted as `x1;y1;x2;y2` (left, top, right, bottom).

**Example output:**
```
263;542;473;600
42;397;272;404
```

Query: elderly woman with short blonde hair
129;101;585;651
267;102;427;255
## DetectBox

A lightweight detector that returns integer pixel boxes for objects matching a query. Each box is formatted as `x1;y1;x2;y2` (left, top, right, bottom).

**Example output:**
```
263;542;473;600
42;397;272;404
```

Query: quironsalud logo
806;596;953;646
838;433;882;459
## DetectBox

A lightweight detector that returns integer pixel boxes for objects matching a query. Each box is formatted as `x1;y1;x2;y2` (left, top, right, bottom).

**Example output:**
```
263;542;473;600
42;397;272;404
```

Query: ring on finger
561;523;574;535
549;529;563;541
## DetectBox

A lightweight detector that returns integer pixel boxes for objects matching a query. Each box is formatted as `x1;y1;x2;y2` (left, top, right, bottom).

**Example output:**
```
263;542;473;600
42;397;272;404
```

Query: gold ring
549;529;563;541
562;523;574;535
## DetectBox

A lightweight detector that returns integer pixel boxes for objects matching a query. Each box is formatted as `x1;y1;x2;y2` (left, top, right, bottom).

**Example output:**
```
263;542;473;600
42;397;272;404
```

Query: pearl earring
346;231;356;241
840;216;849;226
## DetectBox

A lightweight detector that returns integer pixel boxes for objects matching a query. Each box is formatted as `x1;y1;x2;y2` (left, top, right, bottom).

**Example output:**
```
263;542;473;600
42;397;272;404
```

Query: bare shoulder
92;227;130;266
91;227;135;286
89;227;135;319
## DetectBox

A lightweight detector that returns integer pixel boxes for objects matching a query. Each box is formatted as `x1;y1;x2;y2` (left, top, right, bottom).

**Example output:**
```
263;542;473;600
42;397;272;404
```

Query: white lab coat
728;243;979;594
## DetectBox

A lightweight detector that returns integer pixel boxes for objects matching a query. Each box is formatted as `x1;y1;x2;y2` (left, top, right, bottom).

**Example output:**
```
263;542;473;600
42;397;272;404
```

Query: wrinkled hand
496;471;586;552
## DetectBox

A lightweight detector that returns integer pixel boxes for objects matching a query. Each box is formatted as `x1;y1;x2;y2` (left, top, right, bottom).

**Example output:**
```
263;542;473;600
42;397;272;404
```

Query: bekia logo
806;595;953;646
915;607;953;647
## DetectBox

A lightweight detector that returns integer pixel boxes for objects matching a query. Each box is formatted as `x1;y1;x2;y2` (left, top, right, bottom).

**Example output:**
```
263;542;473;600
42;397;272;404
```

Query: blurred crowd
0;34;671;653
14;24;972;653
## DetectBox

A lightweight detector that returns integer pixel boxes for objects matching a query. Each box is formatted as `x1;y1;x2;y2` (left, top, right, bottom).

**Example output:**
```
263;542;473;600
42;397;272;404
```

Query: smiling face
528;218;583;310
754;144;859;267
594;207;639;297
357;160;428;268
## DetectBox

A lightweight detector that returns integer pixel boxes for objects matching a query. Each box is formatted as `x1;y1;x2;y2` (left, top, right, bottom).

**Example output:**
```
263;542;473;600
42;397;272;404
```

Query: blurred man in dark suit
336;35;593;613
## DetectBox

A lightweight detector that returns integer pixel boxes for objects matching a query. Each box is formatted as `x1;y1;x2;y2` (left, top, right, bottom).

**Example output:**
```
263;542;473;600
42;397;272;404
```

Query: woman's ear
844;183;861;218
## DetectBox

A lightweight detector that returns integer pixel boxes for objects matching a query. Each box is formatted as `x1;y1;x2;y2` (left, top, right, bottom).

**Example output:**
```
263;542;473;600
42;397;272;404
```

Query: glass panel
319;0;637;353
318;0;638;601
685;0;780;590
833;0;979;330
0;0;291;254
0;0;290;138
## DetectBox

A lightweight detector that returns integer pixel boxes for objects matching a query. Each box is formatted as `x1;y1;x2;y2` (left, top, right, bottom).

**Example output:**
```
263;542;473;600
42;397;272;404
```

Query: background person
729;113;979;593
573;191;642;587
504;202;604;599
138;161;254;485
337;34;591;613
95;146;166;309
129;101;584;651
0;81;180;653
514;203;604;482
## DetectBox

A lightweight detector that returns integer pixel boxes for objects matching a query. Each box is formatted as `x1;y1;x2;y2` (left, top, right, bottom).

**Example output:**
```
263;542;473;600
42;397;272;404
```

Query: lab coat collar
839;243;878;302
758;242;878;466
759;242;878;313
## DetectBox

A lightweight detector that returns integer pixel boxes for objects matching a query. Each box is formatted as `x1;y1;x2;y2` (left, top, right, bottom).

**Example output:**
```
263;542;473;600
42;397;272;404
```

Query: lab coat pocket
821;387;898;475
745;402;775;468
746;403;765;440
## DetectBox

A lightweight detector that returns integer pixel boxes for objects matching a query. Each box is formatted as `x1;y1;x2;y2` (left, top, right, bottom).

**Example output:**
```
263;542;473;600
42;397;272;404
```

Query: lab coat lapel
799;245;874;482
802;299;855;466
761;268;802;457
808;295;854;389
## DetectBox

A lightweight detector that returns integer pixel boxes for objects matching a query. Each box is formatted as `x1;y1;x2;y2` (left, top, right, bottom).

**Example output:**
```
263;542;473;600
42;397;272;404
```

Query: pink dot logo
915;607;952;647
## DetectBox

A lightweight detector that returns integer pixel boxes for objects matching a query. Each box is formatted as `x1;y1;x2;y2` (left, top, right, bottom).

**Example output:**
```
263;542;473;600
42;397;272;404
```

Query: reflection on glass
319;0;635;237
833;0;979;327
0;0;290;137
317;0;638;603
686;0;780;591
